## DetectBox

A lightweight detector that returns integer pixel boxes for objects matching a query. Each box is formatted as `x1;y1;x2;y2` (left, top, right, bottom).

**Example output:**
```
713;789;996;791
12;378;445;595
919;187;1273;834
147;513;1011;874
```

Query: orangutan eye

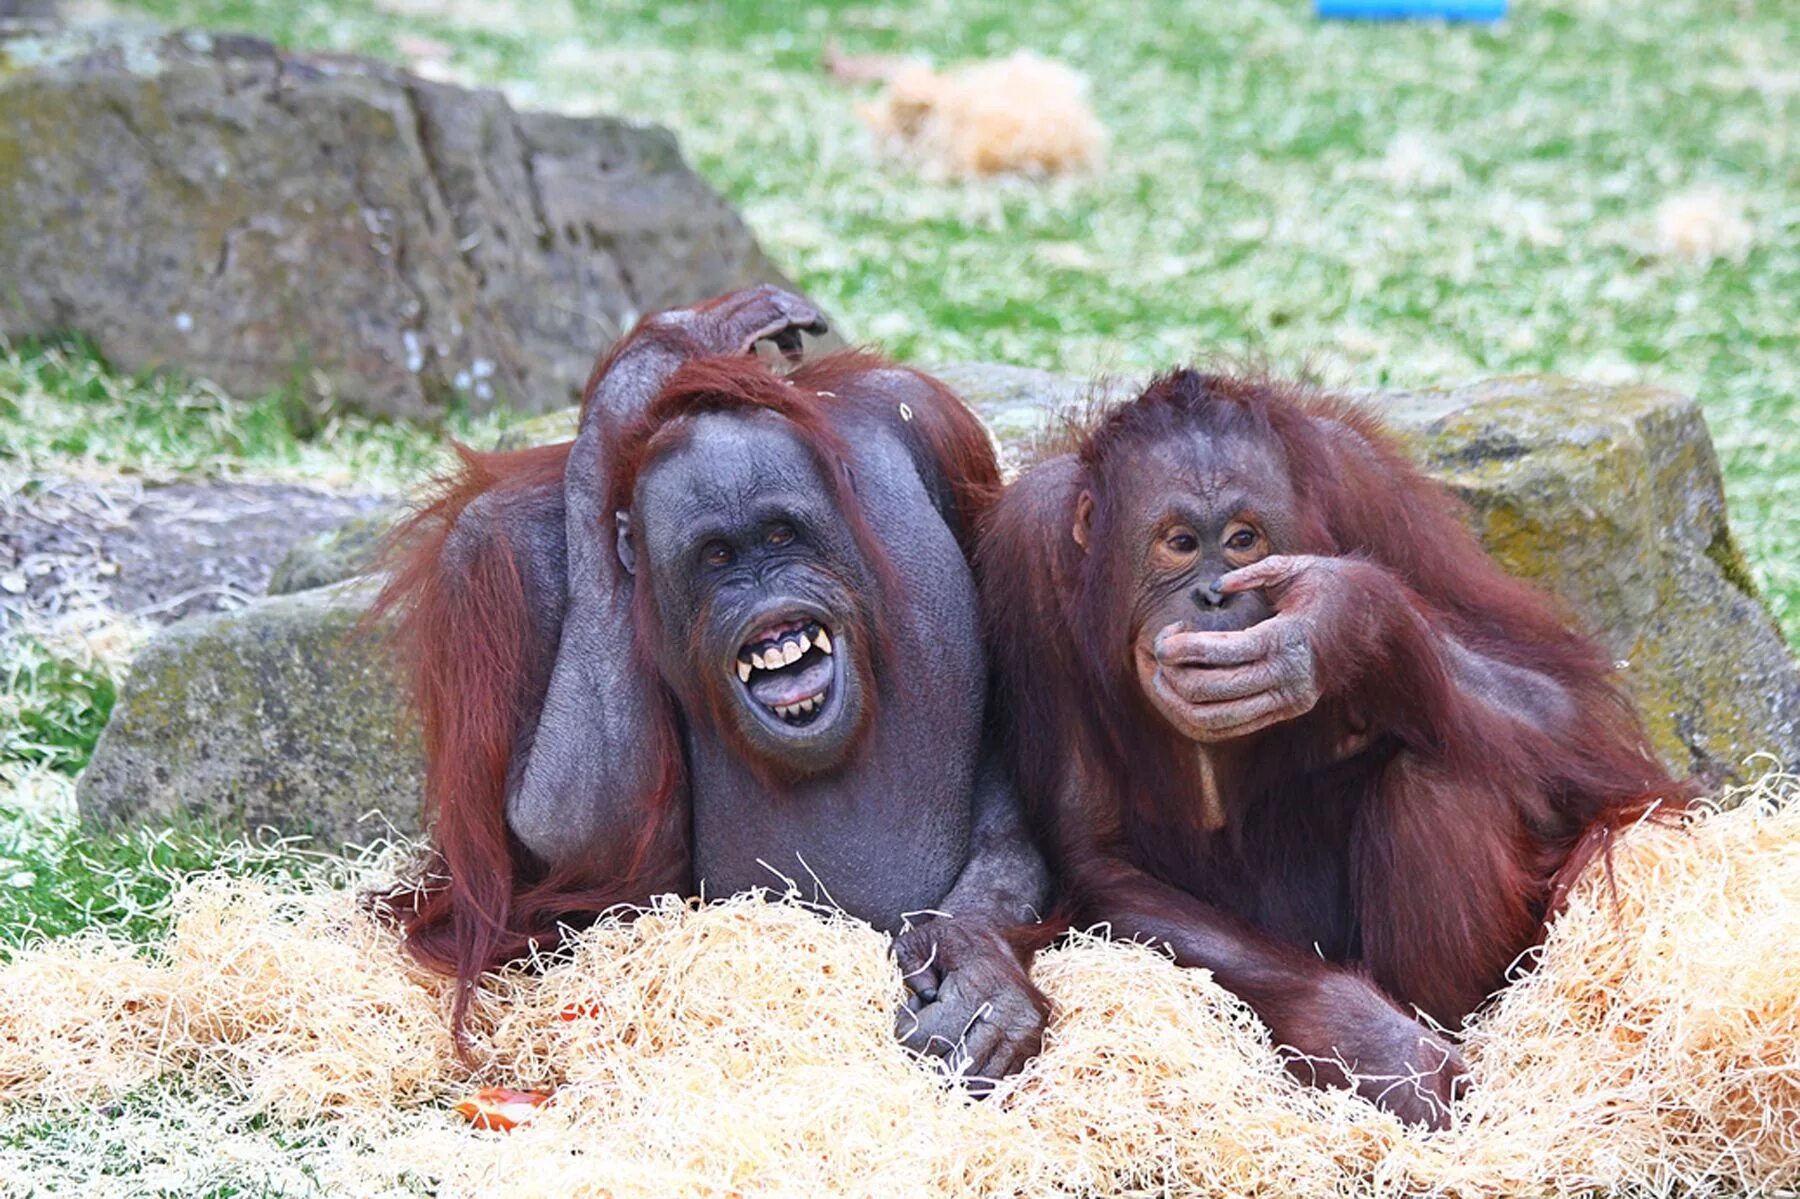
766;523;795;548
1225;528;1258;551
1166;531;1199;555
703;541;734;568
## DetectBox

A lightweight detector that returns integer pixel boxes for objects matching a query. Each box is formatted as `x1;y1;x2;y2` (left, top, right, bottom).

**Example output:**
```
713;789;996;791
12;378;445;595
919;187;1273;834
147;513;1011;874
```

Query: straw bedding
2;777;1796;1197
857;51;1106;179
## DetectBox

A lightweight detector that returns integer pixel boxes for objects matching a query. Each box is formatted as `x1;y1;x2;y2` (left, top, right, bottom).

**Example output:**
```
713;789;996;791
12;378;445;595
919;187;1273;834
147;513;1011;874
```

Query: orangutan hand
675;283;829;360
1147;555;1402;742
1280;971;1469;1131
893;915;1048;1094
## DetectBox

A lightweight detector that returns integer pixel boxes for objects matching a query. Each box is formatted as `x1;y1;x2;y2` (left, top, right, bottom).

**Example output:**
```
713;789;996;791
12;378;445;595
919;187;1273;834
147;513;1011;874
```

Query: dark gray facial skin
630;412;874;779
628;405;982;928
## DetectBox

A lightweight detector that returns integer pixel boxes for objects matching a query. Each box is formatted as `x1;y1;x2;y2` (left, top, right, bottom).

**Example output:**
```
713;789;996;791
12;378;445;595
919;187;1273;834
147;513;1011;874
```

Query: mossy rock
76;578;422;846
930;362;1137;475
0;25;806;418
267;506;402;596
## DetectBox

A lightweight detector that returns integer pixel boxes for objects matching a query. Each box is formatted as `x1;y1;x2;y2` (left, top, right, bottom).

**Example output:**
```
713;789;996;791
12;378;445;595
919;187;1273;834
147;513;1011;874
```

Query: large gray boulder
77;579;422;844
0;25;801;419
80;367;1797;840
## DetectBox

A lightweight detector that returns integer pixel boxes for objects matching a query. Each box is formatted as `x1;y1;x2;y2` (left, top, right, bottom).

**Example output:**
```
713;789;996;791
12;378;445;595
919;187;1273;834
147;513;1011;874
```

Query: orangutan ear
614;511;637;575
1072;490;1094;553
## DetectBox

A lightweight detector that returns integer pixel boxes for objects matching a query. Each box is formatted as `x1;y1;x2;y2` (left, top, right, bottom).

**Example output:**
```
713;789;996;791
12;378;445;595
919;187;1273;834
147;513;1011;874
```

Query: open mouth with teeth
735;616;837;727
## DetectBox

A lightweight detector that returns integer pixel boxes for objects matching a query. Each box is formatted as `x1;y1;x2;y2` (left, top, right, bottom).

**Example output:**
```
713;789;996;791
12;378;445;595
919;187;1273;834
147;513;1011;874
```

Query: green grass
71;0;1800;642
0;638;117;777
0;338;515;490
0;810;290;949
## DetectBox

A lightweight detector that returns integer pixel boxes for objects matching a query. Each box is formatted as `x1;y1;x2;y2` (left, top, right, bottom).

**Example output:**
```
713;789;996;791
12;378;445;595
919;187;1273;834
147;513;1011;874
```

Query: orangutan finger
1183;688;1296;738
906;989;986;1060
1217;554;1303;595
1160;660;1285;705
1148;669;1283;742
972;1027;1037;1089
895;998;927;1047
894;934;943;1004
732;297;829;355
1154;623;1277;669
954;1017;1009;1084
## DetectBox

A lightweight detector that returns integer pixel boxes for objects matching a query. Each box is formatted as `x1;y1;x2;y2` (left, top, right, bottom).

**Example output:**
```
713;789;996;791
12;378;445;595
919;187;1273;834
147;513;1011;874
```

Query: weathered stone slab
266;506;401;597
83;367;1796;840
1380;375;1796;788
931;362;1142;475
0;25;803;418
76;579;422;845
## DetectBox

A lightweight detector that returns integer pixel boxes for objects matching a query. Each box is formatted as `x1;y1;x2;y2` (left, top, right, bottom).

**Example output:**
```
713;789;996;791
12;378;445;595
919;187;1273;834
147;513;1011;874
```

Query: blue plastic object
1316;0;1507;20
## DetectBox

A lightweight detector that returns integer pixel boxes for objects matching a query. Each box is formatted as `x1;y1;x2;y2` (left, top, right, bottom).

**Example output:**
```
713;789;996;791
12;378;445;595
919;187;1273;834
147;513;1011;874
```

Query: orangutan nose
1194;580;1227;608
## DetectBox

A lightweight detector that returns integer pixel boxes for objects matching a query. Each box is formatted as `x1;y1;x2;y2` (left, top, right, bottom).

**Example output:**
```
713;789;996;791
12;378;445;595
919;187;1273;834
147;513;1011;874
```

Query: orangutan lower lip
734;619;837;727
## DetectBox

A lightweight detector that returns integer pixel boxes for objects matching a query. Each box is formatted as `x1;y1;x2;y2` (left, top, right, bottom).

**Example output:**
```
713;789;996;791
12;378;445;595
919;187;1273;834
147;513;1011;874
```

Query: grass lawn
96;0;1800;634
1;0;1794;1041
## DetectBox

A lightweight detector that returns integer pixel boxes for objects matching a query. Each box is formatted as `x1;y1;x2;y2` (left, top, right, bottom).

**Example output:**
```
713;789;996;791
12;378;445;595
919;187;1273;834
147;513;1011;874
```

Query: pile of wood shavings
856;51;1106;179
2;777;1796;1198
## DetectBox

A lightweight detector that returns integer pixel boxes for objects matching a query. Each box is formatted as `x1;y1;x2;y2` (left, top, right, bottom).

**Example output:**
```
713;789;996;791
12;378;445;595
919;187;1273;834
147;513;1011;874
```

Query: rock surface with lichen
76;579;421;844
79;367;1797;839
0;25;801;418
266;506;401;597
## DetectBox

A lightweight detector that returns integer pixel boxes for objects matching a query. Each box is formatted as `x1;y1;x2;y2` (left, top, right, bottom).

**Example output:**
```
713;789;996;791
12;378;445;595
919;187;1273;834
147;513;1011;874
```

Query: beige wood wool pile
857;51;1106;178
1;776;1796;1197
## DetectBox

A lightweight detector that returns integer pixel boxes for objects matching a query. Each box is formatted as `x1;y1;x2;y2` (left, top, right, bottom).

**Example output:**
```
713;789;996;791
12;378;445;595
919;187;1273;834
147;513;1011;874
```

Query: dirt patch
1;474;389;646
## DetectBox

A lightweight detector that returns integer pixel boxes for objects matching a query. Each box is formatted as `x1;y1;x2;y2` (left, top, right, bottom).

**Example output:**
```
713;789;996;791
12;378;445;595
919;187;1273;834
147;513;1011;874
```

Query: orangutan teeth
769;692;825;721
737;621;836;693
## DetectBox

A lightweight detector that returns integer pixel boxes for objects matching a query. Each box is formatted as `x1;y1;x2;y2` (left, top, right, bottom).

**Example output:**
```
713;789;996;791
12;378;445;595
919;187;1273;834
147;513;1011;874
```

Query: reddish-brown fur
371;439;685;1039
980;371;1685;1095
375;346;999;1041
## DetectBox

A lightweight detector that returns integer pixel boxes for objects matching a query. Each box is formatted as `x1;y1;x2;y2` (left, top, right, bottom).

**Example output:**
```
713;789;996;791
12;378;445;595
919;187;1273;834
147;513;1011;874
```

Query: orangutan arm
891;751;1052;1089
505;287;826;871
1065;840;1463;1130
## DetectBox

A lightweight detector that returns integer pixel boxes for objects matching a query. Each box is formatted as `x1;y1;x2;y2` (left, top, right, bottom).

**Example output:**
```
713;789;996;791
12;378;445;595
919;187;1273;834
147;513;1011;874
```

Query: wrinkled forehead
1106;427;1294;512
634;410;836;539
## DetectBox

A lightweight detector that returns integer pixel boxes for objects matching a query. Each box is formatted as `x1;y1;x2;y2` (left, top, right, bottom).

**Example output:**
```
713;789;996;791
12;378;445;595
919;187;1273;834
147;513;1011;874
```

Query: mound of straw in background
1653;187;1756;266
857;51;1106;179
3;777;1797;1197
